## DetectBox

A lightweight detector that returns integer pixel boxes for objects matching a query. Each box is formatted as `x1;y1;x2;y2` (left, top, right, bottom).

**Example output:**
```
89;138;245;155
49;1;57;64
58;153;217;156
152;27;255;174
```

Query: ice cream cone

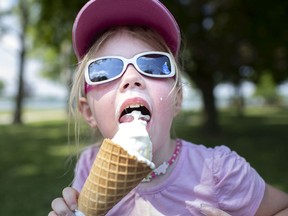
77;139;152;215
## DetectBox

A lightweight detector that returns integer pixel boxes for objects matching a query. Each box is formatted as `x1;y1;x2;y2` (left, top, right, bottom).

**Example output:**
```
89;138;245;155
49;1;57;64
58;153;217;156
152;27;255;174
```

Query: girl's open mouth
119;104;151;123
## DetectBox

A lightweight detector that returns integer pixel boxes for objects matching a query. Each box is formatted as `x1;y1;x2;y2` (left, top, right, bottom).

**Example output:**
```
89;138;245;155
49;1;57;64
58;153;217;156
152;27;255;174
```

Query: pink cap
72;0;181;60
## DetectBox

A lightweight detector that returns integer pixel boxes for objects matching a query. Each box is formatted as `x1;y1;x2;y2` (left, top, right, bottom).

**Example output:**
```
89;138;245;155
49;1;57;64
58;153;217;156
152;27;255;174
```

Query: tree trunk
234;82;245;117
13;42;26;124
195;76;220;134
13;0;28;124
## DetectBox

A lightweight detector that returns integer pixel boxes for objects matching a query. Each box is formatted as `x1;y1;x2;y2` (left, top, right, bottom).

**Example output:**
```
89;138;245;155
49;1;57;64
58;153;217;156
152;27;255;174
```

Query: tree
254;72;279;105
31;0;86;88
29;0;288;133
0;0;38;124
0;79;4;96
12;0;29;124
163;0;288;133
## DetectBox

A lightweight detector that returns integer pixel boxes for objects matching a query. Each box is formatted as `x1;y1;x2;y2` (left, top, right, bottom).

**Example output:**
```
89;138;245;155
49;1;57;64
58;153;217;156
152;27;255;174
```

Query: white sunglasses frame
84;51;176;85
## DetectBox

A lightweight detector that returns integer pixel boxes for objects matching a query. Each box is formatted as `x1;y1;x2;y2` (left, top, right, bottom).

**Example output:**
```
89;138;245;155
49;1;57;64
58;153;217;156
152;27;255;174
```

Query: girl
49;0;288;215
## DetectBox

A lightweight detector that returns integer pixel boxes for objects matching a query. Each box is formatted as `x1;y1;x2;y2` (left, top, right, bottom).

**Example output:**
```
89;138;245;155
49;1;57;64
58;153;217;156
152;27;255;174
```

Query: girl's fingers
51;197;74;216
200;204;231;216
62;187;79;211
48;211;58;216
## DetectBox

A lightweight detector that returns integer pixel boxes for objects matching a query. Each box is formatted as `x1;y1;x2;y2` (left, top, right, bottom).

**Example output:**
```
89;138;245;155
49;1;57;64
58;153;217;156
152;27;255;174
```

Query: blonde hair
69;26;183;146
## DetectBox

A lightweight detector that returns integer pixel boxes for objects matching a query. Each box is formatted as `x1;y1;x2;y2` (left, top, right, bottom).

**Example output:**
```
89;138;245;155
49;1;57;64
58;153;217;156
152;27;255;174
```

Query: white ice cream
74;210;85;216
112;111;155;169
74;111;154;216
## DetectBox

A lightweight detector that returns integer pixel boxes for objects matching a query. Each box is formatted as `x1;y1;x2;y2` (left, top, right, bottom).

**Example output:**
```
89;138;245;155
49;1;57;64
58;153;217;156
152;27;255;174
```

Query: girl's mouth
119;104;151;123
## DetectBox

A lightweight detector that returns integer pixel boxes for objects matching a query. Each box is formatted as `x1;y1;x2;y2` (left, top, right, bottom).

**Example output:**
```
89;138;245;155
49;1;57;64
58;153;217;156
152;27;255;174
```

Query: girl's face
79;30;182;150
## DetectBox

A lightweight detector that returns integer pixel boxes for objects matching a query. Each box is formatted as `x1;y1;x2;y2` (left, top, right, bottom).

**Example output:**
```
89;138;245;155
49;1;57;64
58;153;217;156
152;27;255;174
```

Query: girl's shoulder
179;139;257;178
180;139;233;160
72;143;100;192
76;143;101;174
178;139;265;215
78;144;100;160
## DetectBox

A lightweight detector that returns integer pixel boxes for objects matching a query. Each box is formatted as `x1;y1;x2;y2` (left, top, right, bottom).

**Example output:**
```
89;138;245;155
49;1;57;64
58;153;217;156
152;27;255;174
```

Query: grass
0;120;76;215
0;108;67;124
0;107;288;215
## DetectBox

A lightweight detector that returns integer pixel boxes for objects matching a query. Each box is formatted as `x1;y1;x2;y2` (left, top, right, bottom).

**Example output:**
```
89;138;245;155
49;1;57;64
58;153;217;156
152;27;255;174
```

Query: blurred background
0;0;287;215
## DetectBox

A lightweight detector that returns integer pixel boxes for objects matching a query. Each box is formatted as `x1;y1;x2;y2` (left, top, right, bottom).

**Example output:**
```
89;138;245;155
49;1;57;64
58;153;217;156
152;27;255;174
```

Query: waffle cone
77;139;152;215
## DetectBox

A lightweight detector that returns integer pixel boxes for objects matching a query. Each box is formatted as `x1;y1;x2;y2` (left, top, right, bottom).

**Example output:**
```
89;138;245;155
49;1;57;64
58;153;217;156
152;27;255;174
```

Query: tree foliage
254;72;279;105
0;0;45;123
28;0;288;132
165;0;288;81
31;0;86;81
0;79;4;96
163;0;288;132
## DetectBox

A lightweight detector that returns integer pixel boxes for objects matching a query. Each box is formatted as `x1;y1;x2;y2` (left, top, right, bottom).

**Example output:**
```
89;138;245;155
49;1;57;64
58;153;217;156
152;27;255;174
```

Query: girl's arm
200;184;288;216
48;187;79;216
255;184;288;216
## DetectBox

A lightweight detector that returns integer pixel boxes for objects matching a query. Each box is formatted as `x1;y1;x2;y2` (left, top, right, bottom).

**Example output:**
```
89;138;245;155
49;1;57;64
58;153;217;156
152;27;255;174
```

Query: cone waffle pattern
78;139;152;215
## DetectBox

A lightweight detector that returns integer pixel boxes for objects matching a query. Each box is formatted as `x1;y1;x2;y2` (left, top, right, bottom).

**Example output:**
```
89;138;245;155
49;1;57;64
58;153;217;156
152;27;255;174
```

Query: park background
0;0;288;215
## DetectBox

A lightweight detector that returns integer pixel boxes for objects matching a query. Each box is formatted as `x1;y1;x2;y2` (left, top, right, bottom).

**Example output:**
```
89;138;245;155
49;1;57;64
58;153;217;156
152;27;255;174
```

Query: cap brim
72;0;180;60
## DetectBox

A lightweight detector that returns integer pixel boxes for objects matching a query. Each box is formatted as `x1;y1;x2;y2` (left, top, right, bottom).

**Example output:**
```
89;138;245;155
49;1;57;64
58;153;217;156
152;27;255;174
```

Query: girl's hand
48;187;79;216
200;204;231;216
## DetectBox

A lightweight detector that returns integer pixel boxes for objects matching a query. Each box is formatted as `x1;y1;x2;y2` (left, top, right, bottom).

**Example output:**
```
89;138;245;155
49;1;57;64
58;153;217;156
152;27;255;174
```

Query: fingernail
70;204;77;211
200;203;212;215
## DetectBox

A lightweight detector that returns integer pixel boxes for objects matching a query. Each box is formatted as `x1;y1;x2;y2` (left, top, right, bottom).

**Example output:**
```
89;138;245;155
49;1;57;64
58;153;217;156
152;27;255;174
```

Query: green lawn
0;107;288;215
0;120;77;215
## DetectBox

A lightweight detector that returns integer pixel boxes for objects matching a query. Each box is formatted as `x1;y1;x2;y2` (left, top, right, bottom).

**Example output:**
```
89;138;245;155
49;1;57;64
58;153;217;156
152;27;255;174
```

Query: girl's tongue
119;114;134;123
119;110;151;124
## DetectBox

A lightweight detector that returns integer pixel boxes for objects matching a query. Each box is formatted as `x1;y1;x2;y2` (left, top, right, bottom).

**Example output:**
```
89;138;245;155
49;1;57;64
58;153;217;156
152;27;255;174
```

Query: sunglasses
85;51;175;85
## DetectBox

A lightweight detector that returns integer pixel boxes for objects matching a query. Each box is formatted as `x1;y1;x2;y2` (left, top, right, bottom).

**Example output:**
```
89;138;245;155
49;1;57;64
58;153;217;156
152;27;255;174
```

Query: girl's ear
174;87;183;117
79;97;97;128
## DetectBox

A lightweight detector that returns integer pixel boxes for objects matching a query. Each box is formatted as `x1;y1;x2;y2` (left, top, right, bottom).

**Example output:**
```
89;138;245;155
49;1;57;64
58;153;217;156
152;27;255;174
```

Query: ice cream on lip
117;97;152;124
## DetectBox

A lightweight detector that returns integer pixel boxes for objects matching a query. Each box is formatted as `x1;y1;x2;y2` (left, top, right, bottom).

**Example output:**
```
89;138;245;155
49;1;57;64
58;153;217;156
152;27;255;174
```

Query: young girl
49;0;288;215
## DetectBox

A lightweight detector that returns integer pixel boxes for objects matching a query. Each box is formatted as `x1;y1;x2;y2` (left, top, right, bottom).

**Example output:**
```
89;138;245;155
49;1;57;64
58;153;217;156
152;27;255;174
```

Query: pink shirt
73;139;265;215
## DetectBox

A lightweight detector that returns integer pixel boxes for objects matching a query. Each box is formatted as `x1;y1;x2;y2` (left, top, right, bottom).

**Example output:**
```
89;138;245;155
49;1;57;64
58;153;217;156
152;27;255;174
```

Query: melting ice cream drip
112;111;155;169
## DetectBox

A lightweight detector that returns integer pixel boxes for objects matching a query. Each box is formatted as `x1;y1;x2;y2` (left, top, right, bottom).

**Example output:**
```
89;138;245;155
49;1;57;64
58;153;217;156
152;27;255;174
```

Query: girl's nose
119;65;145;91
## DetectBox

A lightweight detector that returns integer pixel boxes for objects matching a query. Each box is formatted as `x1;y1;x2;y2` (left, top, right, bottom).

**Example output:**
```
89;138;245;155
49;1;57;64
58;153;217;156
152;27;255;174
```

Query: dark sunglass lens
137;54;172;75
88;58;124;82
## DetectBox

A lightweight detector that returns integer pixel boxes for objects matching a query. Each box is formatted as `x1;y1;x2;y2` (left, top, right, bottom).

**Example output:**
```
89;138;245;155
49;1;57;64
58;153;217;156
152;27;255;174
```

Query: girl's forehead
91;30;159;58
